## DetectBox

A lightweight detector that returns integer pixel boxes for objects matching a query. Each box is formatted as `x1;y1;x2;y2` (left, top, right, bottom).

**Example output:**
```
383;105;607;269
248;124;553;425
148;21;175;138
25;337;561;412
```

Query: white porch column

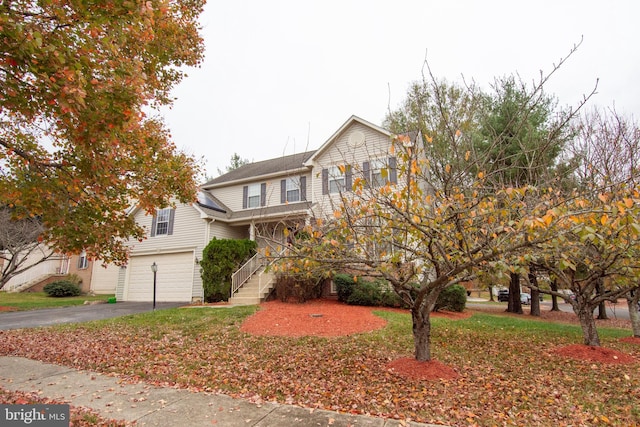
249;222;255;241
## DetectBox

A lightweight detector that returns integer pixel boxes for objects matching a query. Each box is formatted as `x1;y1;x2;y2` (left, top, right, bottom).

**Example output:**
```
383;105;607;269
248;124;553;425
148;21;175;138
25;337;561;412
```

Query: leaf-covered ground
0;388;131;426
0;300;639;426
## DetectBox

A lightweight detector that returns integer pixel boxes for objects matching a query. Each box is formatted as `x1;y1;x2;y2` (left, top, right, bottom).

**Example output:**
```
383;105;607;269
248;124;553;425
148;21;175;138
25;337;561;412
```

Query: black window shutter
150;214;157;237
389;156;397;184
280;179;286;203
167;208;175;235
300;176;307;201
321;169;328;195
362;161;370;186
260;183;266;206
242;186;248;209
345;165;352;191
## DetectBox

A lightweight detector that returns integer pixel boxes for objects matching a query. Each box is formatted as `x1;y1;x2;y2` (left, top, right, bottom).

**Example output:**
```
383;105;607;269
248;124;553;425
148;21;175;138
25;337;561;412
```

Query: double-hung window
286;177;300;202
328;165;345;193
243;183;266;209
246;184;261;208
77;251;89;269
155;208;171;235
322;165;352;195
364;157;397;187
280;176;307;204
370;159;387;188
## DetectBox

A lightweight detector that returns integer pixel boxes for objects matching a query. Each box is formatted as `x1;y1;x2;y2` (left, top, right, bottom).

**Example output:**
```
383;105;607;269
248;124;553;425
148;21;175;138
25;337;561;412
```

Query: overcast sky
159;0;640;178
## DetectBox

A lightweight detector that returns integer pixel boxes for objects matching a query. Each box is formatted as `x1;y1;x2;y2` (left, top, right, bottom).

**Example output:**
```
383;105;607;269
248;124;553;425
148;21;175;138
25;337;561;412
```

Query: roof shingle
204;150;316;187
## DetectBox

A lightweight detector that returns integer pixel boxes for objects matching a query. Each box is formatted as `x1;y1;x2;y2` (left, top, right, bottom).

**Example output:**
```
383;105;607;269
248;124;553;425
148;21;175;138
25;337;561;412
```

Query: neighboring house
94;115;411;303
2;248;97;294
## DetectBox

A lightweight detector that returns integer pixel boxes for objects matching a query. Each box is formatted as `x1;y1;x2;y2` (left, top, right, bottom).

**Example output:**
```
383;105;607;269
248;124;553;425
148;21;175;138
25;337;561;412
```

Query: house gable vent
348;130;365;148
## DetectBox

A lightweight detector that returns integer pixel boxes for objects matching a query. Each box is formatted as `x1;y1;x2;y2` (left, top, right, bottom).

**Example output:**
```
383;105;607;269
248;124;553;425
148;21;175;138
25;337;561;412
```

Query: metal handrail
256;254;280;297
230;252;266;297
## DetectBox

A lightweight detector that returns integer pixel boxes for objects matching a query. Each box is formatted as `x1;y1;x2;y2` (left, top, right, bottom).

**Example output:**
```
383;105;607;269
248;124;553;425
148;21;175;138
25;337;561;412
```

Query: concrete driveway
0;301;188;330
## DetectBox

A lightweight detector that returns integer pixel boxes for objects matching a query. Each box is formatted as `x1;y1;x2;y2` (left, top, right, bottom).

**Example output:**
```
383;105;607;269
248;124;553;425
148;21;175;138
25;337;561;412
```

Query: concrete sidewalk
0;356;441;427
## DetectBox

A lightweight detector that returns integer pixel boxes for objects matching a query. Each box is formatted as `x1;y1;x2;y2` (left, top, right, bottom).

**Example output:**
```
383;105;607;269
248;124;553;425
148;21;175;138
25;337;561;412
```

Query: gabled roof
304;115;391;165
203;150;316;188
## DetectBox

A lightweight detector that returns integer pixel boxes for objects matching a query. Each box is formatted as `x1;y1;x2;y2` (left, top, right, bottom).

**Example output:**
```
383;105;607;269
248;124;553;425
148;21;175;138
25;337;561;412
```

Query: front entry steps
229;269;274;306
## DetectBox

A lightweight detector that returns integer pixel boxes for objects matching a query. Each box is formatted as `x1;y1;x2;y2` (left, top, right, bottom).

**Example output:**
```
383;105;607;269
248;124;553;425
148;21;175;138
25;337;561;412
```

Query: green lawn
0;305;638;426
0;292;114;311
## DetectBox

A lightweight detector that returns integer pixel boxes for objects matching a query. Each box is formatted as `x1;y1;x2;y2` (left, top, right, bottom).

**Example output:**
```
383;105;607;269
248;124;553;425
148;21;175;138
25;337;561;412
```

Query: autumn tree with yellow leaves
274;134;566;361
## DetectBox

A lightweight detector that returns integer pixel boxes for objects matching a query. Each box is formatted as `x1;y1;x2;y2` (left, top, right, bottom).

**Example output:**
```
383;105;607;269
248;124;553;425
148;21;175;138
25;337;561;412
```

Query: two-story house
99;115;404;303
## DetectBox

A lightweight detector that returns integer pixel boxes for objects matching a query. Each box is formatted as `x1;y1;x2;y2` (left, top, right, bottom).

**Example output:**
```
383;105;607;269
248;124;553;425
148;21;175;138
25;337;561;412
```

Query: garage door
90;263;119;294
125;252;193;302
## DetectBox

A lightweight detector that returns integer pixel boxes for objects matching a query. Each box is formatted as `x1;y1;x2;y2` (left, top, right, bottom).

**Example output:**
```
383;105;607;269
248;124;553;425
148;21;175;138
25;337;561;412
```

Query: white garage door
90;263;119;294
125;252;193;302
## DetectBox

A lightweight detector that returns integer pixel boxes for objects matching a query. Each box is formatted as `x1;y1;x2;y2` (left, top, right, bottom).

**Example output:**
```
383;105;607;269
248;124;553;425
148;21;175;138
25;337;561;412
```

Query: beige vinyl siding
209;221;248;240
214;181;276;212
213;183;245;212
310;122;393;218
214;173;312;212
130;202;205;253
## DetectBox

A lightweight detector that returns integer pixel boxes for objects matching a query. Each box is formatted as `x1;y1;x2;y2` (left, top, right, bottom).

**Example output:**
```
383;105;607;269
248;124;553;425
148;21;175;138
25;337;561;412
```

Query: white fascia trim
204;166;311;189
130;246;198;257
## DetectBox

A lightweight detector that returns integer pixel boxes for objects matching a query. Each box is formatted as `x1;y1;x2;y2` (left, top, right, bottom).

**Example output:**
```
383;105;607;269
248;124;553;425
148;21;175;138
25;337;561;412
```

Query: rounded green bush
200;238;257;302
434;284;467;312
43;280;81;297
333;274;356;302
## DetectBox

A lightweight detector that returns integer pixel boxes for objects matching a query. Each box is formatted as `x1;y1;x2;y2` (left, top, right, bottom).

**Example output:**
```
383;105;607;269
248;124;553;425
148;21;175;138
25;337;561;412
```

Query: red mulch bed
620;336;640;345
240;299;469;381
551;344;637;364
0;306;18;312
240;299;471;338
386;358;459;381
471;304;639;364
240;299;388;337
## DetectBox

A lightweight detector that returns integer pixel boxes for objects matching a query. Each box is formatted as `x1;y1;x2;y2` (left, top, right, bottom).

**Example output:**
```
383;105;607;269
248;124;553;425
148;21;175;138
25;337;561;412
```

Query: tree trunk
528;272;540;317
411;306;432;361
488;285;495;302
576;305;600;346
629;296;640;338
550;278;560;312
596;278;608;320
507;272;523;314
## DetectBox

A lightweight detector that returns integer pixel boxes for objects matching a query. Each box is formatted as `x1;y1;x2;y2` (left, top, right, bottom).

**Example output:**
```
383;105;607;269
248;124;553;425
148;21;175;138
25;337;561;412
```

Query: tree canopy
274;46;640;359
0;0;205;264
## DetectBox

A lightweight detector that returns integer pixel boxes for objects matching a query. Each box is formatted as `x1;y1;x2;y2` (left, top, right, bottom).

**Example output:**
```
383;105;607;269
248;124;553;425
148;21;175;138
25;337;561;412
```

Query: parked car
497;289;509;302
520;293;531;305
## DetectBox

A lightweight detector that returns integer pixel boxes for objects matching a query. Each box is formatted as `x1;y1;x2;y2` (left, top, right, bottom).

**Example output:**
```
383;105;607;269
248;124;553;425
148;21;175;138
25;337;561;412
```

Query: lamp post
150;262;158;311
